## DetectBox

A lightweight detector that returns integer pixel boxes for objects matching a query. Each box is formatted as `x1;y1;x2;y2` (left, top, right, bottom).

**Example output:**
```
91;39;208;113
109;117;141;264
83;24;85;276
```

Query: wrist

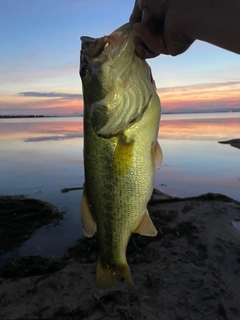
178;0;240;53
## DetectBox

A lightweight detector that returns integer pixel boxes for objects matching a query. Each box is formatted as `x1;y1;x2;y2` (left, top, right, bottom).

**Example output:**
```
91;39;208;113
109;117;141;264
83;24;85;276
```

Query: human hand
129;0;195;58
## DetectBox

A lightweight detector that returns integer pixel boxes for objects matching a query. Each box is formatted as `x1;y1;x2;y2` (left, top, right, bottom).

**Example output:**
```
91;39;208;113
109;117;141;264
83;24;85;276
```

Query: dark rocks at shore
0;195;64;254
219;138;240;150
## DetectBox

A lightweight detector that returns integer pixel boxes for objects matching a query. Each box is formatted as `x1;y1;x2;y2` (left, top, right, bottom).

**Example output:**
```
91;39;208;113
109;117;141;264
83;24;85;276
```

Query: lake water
0;112;240;264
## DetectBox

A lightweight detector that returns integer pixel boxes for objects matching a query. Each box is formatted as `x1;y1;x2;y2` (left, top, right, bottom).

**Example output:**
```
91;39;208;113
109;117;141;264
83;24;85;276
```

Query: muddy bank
0;190;240;320
0;195;64;254
219;138;240;150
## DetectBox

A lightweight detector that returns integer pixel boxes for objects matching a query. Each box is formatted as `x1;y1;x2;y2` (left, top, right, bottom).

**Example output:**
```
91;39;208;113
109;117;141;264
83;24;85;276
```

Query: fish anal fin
133;210;157;237
153;141;163;168
80;188;96;238
96;257;133;290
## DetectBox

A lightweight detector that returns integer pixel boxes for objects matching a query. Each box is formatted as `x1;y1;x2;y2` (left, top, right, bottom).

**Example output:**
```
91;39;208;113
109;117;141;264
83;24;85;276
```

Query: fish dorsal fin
133;210;157;237
80;188;97;238
96;257;133;290
154;141;163;168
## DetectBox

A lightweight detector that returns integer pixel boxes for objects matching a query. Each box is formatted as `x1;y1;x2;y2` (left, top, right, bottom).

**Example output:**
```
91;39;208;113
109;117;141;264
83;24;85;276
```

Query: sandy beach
0;139;239;320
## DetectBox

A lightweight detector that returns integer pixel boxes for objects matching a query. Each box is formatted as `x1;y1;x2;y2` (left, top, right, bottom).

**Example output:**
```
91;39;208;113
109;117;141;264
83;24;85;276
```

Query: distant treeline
0;115;58;119
1;110;239;119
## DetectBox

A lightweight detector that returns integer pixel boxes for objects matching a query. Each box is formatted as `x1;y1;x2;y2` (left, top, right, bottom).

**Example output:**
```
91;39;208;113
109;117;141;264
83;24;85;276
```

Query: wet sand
0;189;240;320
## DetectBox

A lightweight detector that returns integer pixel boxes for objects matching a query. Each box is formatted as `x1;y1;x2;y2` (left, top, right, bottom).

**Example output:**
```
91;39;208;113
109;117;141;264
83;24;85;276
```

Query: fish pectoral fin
96;257;133;290
80;188;97;238
133;210;157;237
113;134;134;176
153;141;163;168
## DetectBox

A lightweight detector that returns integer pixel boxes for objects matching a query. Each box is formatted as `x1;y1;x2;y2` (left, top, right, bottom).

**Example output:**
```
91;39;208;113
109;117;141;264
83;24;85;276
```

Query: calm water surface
0;113;239;264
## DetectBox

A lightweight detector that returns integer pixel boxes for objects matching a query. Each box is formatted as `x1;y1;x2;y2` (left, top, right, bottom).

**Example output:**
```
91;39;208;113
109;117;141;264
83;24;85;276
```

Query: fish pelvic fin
96;257;133;290
133;209;157;237
80;187;97;237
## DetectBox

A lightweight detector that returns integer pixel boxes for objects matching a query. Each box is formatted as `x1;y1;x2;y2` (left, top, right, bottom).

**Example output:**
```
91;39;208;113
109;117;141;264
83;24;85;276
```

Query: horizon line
1;109;239;118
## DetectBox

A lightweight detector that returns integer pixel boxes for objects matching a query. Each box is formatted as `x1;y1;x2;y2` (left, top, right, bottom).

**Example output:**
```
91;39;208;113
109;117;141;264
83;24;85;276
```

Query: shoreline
1;189;240;319
1;110;240;119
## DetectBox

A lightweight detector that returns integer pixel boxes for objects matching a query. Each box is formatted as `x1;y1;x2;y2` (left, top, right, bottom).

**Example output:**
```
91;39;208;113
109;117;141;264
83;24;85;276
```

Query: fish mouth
81;36;109;59
81;23;134;61
80;23;156;138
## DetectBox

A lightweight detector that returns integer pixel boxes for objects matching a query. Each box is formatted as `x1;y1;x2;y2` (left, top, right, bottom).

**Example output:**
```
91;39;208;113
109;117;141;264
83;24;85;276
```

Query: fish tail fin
96;257;133;290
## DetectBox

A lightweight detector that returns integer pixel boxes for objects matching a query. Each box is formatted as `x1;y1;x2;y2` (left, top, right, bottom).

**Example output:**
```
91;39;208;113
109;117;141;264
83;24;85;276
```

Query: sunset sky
1;0;240;116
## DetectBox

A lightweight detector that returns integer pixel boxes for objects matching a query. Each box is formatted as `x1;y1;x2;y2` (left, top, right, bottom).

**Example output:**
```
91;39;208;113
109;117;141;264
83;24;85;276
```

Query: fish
79;23;162;290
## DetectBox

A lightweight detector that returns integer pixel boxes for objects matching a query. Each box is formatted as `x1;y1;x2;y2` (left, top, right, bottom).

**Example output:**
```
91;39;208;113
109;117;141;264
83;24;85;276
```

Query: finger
141;7;160;35
137;0;167;19
134;37;160;59
133;23;169;55
136;0;150;11
134;39;148;59
129;0;142;23
141;7;152;25
145;51;161;59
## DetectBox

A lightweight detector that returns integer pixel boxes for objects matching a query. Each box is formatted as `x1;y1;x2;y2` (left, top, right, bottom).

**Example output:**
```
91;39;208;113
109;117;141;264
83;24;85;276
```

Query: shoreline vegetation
0;115;59;118
0;140;239;319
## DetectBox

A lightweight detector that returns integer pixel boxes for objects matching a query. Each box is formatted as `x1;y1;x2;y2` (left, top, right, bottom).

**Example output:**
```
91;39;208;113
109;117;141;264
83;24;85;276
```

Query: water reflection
0;117;84;141
0;113;239;264
160;113;240;140
24;133;83;142
0;114;239;198
1;113;239;142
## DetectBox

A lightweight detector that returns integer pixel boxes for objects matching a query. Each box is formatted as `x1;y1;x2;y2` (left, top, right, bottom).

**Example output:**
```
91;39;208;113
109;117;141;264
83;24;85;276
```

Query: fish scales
80;23;162;290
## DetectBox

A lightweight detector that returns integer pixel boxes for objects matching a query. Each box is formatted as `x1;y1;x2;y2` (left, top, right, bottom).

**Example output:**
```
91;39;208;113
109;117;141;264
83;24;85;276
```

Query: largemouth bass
80;23;162;290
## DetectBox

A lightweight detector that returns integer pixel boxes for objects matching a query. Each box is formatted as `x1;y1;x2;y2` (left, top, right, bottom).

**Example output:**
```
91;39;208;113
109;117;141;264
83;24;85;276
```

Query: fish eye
80;65;89;78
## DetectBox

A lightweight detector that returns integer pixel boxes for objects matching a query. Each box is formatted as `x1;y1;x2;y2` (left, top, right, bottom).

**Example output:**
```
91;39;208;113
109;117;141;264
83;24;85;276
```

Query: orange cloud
157;81;240;112
0;94;84;116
